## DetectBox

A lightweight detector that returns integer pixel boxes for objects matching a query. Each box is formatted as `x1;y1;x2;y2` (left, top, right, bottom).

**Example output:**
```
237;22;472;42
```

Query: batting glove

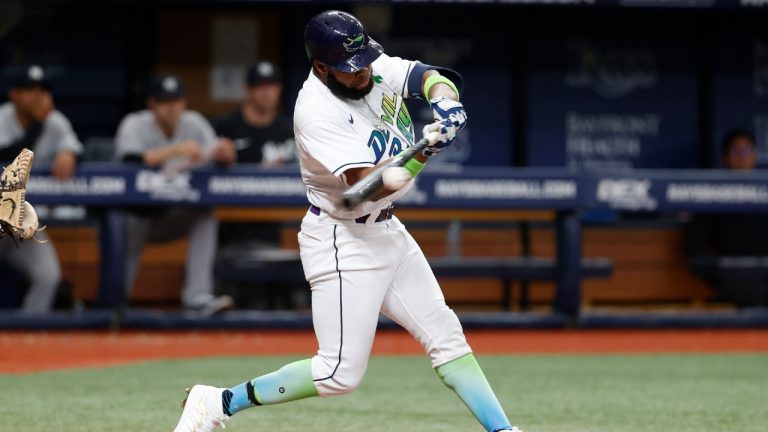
422;119;458;157
429;97;467;132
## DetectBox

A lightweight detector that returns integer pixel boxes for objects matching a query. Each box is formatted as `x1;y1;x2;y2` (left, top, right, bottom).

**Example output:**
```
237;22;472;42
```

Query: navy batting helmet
304;10;383;73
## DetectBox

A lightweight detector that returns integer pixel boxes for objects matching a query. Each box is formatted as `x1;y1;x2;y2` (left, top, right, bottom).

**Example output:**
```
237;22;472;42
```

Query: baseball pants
125;207;217;308
299;209;472;396
0;231;61;313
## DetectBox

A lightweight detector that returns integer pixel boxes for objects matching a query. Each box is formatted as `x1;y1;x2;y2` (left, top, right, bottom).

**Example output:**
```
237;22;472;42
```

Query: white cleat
173;385;230;432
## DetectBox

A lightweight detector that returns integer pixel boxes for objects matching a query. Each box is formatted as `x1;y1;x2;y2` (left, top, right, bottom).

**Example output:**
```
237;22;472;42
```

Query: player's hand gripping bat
341;131;439;210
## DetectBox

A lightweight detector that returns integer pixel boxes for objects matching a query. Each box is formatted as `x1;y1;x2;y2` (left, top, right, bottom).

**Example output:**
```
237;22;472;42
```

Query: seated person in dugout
685;129;768;307
115;74;236;314
212;61;300;309
212;60;295;166
0;65;82;313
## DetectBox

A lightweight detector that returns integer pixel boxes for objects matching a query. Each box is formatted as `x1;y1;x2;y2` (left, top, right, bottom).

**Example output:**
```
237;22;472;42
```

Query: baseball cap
149;74;186;100
11;65;51;90
247;61;281;86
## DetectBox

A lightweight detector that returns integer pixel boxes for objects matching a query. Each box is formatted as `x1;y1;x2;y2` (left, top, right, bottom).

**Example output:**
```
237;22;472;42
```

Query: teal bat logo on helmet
343;35;365;53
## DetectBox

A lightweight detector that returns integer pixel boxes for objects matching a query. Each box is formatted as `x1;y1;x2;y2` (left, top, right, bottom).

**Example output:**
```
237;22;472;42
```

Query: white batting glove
422;120;458;157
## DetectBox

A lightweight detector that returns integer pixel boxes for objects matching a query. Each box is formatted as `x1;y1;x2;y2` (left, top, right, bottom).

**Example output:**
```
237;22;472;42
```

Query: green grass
1;354;767;431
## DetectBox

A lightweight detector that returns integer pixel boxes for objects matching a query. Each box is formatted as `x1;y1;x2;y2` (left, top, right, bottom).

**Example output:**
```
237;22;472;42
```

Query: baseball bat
341;132;438;209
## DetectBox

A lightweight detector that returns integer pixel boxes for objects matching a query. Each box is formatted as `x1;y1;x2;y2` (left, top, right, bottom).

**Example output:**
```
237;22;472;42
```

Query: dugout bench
22;165;620;317
213;207;614;312
687;256;768;307
10;166;768;330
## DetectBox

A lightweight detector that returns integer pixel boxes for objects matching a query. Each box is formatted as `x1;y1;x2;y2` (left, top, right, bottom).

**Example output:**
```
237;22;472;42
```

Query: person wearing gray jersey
115;74;236;314
0;65;82;313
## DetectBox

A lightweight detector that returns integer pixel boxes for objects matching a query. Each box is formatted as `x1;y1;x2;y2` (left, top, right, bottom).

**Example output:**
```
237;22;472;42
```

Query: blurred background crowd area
2;0;767;168
2;0;768;317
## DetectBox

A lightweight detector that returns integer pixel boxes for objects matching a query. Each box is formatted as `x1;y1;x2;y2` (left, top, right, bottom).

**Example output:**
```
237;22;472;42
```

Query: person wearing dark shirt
212;61;298;309
212;60;295;165
685;129;768;307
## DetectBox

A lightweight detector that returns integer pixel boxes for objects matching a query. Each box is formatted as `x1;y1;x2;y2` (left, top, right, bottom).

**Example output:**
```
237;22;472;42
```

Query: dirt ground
2;329;767;374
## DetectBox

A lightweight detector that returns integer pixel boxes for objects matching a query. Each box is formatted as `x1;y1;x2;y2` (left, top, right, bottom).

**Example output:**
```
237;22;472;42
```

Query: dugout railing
3;165;768;328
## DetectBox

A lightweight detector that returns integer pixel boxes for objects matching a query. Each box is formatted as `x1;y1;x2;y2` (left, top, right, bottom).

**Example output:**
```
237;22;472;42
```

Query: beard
326;72;374;100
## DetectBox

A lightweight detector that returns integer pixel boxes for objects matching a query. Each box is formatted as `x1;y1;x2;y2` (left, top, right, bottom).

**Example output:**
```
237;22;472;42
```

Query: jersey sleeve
186;111;218;152
0;109;20;148
114;114;144;159
373;53;419;99
46;111;83;155
375;54;465;101
296;119;374;176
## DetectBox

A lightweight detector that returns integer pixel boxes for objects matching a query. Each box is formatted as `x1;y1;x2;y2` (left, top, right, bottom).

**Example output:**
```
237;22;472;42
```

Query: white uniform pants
299;210;471;397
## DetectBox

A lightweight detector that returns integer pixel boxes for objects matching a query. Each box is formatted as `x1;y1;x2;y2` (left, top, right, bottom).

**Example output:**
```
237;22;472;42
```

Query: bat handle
342;191;368;209
339;131;441;209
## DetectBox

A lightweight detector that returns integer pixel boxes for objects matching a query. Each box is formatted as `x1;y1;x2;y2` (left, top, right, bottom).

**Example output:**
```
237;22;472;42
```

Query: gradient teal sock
223;358;318;415
436;353;513;432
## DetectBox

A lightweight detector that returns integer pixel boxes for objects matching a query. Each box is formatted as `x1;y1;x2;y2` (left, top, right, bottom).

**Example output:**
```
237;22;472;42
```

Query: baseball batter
174;11;522;432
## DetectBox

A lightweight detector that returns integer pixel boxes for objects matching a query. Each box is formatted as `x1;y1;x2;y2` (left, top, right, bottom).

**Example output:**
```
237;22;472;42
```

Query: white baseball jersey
294;53;420;220
0;102;82;166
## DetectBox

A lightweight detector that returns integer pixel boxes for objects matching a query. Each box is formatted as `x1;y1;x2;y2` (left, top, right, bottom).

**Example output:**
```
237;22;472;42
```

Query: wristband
423;75;460;102
403;157;425;178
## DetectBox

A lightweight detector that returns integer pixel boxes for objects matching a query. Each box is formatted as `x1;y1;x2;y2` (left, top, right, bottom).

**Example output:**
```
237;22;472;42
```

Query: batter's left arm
422;70;459;100
410;70;462;164
419;67;467;157
343;68;466;192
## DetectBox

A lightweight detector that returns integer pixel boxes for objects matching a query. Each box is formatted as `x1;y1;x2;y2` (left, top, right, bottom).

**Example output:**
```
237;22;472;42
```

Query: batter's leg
222;221;395;415
4;231;61;313
381;225;515;432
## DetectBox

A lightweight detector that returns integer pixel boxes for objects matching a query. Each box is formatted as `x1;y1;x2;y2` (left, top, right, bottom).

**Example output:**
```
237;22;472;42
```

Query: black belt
309;204;393;224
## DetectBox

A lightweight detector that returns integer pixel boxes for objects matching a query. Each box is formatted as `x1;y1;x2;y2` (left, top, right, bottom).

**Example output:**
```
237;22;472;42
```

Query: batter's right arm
341;160;406;203
342;163;388;187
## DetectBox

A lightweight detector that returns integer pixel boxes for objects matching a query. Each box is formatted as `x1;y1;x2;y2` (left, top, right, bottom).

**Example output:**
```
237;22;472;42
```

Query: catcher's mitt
0;148;46;243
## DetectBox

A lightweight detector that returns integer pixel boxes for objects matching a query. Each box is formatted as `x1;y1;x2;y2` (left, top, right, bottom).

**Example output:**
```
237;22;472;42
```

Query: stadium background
1;1;768;430
4;1;768;168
